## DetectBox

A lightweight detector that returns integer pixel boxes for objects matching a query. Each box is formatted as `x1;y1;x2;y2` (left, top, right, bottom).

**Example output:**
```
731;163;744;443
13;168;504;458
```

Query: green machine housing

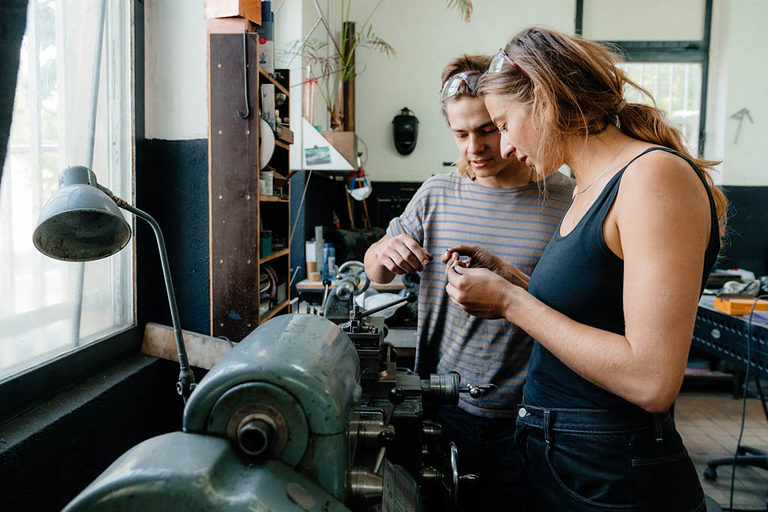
63;314;360;512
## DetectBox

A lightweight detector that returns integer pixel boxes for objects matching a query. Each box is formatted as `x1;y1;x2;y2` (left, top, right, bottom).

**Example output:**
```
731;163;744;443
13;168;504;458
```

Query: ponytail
618;103;727;235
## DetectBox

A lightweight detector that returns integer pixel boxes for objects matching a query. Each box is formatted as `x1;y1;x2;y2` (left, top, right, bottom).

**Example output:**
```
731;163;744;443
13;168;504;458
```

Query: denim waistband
516;403;671;435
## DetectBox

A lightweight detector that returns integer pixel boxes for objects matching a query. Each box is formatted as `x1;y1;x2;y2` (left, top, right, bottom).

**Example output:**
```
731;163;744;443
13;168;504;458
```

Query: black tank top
524;147;720;409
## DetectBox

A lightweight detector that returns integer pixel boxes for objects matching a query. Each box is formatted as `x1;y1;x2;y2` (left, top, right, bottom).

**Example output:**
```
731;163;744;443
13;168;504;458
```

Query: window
579;0;713;156
0;0;134;381
622;62;703;156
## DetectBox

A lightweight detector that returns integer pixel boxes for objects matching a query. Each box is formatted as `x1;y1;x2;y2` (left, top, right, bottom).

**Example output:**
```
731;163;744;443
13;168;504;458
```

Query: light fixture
33;165;196;401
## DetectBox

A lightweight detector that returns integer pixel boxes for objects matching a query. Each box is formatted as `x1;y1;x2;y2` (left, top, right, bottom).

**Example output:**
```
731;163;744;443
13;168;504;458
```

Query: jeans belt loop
653;413;663;443
543;409;552;445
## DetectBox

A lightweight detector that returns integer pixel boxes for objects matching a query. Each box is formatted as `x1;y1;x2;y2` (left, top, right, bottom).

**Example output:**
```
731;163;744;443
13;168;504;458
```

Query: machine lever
459;383;498;398
320;278;332;311
359;292;416;319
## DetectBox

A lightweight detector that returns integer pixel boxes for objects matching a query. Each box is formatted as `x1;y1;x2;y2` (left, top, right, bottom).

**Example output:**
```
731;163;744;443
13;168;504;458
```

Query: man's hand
442;245;529;289
365;234;432;283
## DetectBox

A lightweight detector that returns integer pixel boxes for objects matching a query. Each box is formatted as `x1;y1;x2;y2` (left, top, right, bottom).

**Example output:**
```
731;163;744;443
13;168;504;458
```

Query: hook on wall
237;30;250;119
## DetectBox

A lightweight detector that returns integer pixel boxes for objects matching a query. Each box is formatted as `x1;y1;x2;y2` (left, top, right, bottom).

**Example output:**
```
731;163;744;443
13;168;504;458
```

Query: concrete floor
677;391;768;511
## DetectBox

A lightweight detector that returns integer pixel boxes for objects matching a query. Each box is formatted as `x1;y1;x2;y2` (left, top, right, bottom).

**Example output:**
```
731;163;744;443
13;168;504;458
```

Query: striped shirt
387;171;574;418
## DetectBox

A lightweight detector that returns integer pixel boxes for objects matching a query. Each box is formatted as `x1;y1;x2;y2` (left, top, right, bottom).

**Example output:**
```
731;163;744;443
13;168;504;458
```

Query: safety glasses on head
488;48;518;73
440;70;481;101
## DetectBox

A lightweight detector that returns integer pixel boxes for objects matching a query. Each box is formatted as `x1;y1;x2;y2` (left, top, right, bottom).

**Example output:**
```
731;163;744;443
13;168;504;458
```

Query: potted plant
297;0;474;131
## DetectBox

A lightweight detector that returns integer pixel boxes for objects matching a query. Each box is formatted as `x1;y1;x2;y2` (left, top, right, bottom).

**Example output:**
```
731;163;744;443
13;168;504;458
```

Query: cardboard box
206;16;256;34
205;0;261;25
714;295;768;316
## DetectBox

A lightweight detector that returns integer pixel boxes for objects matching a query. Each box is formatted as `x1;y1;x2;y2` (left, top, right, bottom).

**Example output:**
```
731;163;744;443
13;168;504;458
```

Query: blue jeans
515;404;706;511
436;405;528;511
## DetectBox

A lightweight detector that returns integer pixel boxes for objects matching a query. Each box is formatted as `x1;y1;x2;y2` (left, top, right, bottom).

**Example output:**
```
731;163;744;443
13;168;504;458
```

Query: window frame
576;0;713;156
0;0;144;426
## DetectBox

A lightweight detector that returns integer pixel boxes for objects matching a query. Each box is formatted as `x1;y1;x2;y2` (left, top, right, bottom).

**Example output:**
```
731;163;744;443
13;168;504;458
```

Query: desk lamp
33;165;196;401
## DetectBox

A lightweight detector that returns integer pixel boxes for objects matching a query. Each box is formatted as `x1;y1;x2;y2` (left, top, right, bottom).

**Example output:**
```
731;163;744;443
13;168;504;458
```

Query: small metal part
459;382;498;398
448;442;459;511
225;404;288;458
348;468;384;501
421;372;461;404
421;419;442;438
236;414;277;456
373;446;386;474
349;419;396;442
419;466;440;481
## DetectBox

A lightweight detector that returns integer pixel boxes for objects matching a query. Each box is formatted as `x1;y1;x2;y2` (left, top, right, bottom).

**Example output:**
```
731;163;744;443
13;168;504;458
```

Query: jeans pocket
629;424;705;511
543;432;636;510
631;450;704;511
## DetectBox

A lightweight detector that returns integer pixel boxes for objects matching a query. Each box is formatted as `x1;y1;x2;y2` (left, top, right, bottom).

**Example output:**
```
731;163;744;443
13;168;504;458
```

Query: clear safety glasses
488;48;518;73
440;70;481;101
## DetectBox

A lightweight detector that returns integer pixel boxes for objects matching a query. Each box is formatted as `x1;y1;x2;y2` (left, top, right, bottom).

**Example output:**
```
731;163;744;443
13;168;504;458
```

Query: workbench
296;274;407;303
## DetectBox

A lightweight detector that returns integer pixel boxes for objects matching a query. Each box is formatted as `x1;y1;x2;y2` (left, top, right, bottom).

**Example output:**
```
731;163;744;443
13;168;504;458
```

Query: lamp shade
33;166;131;262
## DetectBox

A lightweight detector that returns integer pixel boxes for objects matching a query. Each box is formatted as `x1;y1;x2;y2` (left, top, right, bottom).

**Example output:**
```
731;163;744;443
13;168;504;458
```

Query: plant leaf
446;0;473;22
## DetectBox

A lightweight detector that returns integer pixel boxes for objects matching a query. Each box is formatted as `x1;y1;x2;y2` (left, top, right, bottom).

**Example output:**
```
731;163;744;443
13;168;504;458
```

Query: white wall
705;0;768;186
582;0;704;41
347;0;575;182
144;0;208;140
142;0;768;186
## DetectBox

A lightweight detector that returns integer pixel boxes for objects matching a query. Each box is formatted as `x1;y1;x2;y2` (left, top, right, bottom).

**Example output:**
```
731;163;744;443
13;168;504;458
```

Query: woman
444;27;726;511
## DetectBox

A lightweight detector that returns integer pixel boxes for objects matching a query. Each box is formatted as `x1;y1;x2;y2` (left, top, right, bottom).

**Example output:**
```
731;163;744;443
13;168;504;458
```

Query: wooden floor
677;391;768;511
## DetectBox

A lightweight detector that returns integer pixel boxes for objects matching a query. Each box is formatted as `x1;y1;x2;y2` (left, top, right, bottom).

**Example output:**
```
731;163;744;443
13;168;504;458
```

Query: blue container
322;242;335;280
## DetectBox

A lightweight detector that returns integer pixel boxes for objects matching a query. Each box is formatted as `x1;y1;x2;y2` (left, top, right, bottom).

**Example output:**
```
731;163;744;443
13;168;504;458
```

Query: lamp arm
104;189;196;401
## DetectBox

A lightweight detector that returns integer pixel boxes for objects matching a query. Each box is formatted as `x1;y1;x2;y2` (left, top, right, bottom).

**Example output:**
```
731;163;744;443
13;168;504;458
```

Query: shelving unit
208;32;292;341
256;67;291;328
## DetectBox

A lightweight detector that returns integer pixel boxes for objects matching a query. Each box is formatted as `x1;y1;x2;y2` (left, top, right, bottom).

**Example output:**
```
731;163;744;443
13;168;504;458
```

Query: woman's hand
442;245;530;289
445;263;516;319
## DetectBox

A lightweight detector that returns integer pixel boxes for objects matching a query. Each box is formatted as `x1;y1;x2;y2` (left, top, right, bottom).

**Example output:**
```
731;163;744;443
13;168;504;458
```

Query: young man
364;55;574;510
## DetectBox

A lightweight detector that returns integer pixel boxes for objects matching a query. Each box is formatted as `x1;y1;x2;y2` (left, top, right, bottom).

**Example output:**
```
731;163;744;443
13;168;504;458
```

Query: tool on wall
730;107;753;144
237;30;250;119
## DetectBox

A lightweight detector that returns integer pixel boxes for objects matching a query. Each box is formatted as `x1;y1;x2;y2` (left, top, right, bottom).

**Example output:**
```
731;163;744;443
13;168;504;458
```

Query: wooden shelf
209;55;290;338
260;299;290;322
260;248;289;264
258;66;289;96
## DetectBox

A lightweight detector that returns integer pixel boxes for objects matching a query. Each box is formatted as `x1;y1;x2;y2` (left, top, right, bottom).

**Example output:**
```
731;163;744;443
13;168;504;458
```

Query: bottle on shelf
322;242;336;281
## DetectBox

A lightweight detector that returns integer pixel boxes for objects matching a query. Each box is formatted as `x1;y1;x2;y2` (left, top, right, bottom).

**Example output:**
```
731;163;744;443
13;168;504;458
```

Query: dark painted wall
136;139;210;334
289;172;341;290
0;357;185;511
719;185;768;276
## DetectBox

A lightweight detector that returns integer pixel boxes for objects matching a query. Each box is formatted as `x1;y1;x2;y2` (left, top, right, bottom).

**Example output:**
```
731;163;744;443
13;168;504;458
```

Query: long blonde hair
478;27;727;233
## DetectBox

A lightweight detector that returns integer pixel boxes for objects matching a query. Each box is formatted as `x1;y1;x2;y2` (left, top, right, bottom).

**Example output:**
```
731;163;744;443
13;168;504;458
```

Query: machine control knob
378;429;396;446
389;387;406;405
421;373;461;404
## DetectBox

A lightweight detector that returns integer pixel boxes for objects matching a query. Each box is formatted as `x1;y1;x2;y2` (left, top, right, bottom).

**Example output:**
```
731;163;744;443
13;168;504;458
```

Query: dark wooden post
342;21;355;132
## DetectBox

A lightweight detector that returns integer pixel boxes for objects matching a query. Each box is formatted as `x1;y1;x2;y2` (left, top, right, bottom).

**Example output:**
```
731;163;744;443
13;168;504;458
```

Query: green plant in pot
296;0;474;131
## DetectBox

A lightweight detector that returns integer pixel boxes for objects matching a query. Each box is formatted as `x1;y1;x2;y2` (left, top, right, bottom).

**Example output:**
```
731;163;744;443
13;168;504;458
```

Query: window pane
621;62;702;155
0;0;134;380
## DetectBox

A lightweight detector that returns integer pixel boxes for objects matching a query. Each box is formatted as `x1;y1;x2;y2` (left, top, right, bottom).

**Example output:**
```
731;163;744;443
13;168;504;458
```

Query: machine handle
360;292;416;318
